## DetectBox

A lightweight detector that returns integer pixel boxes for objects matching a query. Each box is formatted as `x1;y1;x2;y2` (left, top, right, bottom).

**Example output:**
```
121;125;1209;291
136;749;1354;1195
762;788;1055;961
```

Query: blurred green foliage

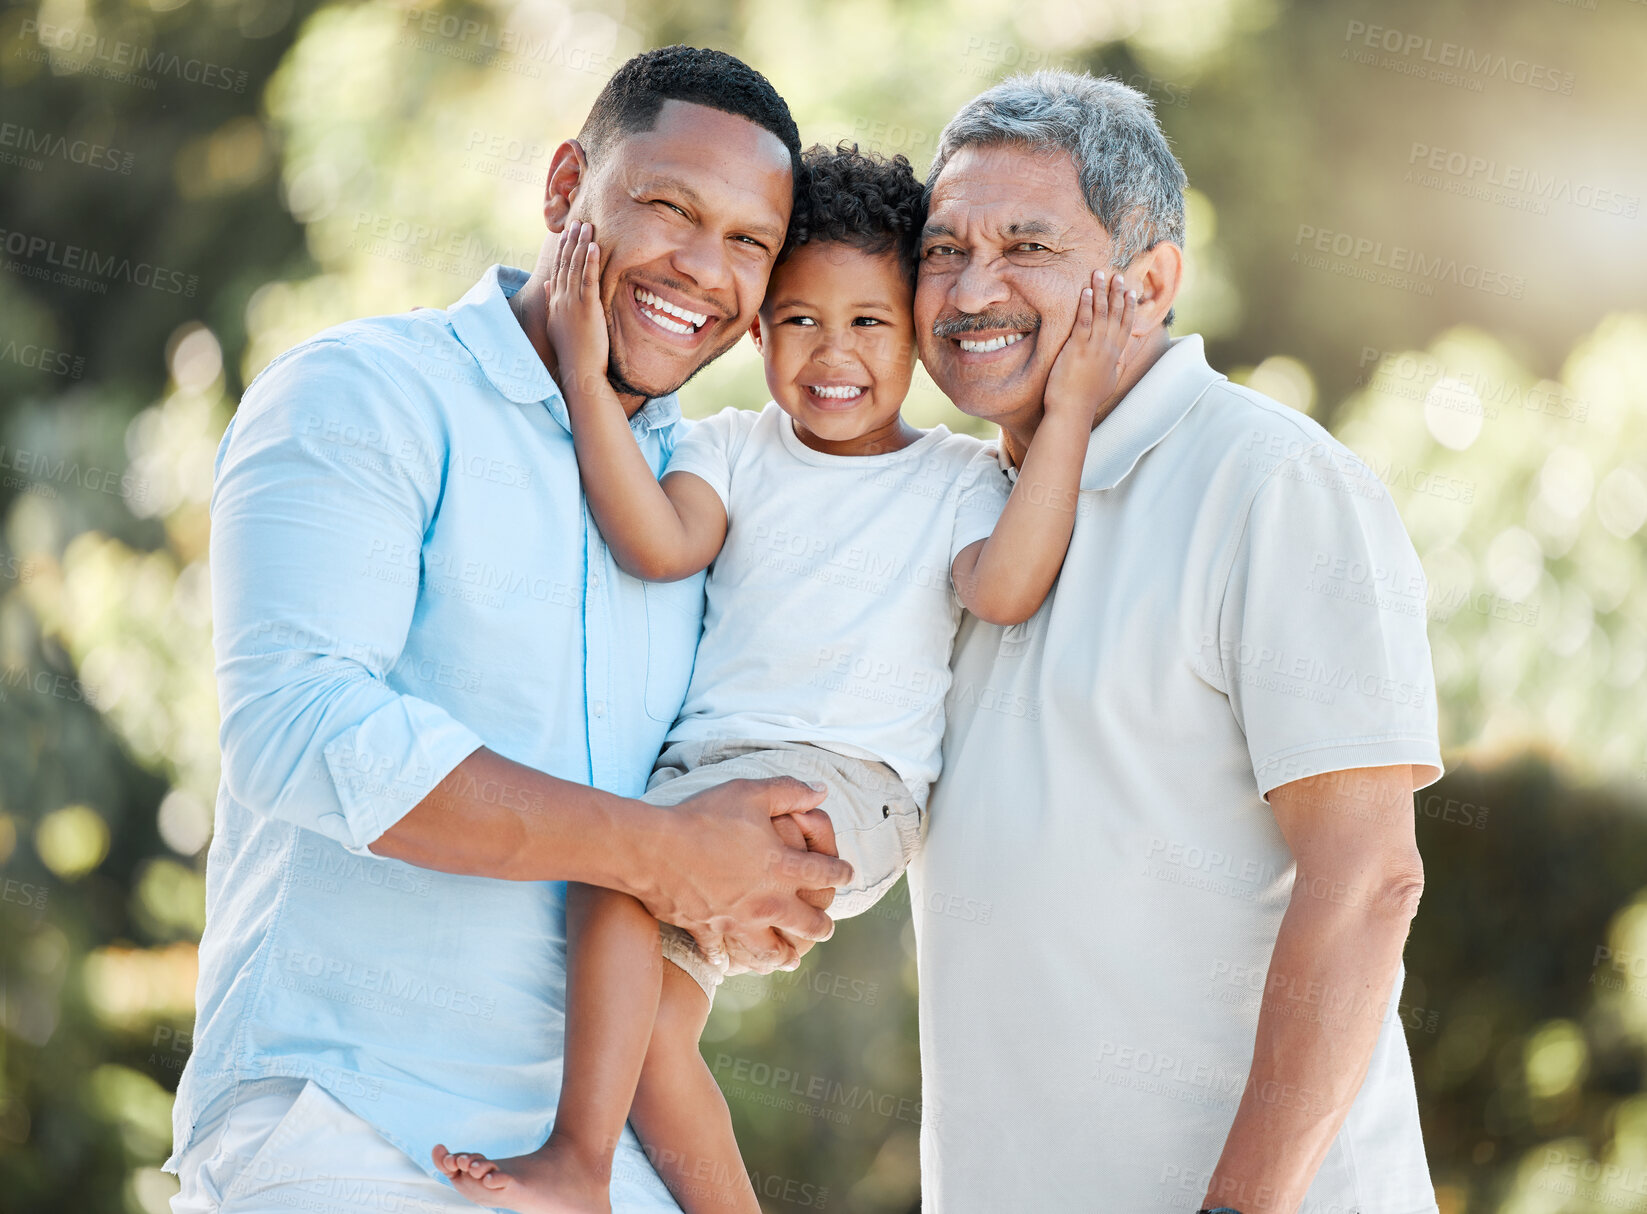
1;1;1644;1212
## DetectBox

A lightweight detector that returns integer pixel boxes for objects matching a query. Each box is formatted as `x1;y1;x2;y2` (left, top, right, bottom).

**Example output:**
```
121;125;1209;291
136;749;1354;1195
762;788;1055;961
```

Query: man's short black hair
781;143;927;286
578;45;802;182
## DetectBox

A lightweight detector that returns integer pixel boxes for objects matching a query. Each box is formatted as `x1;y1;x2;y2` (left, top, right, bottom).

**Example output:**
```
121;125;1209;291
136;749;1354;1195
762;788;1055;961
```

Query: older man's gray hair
928;71;1188;270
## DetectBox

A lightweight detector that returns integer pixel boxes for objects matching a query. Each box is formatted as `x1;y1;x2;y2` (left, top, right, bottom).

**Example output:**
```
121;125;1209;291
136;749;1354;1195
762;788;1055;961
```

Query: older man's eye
923;245;962;258
1012;242;1050;253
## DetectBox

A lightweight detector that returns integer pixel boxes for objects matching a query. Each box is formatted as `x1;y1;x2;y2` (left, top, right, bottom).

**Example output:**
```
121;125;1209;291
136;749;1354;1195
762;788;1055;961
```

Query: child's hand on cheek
1042;267;1137;429
543;220;611;397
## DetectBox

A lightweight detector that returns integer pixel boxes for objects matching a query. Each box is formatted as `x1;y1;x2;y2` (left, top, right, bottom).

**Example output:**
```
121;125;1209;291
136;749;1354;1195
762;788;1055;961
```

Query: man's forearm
367;746;852;972
369;746;666;895
1201;874;1420;1213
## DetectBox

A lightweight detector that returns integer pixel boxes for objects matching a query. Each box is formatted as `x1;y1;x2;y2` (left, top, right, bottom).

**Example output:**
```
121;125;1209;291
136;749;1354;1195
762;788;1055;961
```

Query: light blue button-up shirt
167;265;705;1208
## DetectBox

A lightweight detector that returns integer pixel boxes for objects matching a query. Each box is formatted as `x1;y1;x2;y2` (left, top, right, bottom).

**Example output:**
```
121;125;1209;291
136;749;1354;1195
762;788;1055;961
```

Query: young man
168;47;851;1214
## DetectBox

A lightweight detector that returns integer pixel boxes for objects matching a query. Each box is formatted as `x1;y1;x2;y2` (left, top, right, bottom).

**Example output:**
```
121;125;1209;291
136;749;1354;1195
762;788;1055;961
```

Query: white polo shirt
912;335;1444;1214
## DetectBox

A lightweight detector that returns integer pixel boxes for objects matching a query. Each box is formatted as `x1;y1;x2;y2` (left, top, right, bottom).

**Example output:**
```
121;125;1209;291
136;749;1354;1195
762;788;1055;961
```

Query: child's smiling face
751;240;918;454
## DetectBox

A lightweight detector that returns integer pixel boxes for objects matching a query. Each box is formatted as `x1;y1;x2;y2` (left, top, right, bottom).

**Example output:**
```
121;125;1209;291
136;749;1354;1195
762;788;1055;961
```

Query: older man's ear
1126;240;1185;332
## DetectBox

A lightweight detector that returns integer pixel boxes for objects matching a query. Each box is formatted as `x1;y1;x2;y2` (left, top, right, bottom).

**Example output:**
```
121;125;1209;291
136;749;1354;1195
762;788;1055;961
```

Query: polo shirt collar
996;333;1224;490
1078;333;1223;490
446;264;682;434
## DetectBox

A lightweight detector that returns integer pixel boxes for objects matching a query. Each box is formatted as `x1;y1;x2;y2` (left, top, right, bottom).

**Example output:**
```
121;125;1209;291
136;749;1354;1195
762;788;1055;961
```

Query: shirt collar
446;265;681;434
996;333;1223;490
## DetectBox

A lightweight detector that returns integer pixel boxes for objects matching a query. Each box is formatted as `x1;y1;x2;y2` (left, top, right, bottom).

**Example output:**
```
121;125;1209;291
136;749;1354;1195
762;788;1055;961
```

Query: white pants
170;1078;482;1214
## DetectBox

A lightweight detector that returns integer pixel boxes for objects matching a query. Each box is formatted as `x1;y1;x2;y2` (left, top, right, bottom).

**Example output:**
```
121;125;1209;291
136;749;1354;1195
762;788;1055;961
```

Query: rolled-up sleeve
210;340;484;855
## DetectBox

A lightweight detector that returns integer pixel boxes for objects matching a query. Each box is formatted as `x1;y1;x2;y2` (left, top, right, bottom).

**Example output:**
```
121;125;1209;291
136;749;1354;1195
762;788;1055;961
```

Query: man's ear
748;315;764;352
1130;241;1184;333
543;139;590;233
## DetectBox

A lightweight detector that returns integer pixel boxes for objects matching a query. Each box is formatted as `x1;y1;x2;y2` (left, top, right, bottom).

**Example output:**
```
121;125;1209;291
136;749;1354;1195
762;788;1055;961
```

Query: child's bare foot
432;1138;611;1214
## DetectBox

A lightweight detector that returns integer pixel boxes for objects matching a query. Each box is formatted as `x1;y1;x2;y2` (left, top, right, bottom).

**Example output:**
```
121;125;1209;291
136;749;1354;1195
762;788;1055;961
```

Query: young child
437;145;1136;1213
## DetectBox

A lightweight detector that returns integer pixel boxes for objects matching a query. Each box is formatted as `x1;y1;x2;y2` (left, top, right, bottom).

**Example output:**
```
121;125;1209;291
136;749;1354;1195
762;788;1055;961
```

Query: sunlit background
2;0;1645;1210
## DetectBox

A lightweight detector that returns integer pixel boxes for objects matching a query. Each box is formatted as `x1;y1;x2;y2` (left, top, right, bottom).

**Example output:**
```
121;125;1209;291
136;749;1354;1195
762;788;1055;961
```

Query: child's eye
782;316;817;327
852;317;884;327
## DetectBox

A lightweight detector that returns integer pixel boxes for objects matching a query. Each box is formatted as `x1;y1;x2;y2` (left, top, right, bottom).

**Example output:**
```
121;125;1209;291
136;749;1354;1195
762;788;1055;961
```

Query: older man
912;73;1444;1213
168;47;850;1214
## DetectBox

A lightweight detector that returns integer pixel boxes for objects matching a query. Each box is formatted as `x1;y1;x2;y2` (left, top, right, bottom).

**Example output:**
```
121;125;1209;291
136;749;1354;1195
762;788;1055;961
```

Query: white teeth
808;385;865;400
635;288;707;328
958;332;1027;353
639;306;693;335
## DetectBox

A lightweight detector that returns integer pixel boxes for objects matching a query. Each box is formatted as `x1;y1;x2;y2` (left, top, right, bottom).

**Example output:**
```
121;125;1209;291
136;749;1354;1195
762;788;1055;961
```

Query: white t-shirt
661;402;1010;808
912;335;1445;1214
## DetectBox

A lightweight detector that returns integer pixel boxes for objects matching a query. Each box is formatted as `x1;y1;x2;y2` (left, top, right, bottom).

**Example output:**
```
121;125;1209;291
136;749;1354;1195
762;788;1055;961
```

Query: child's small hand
751;811;835;975
1042;268;1137;427
543;220;609;394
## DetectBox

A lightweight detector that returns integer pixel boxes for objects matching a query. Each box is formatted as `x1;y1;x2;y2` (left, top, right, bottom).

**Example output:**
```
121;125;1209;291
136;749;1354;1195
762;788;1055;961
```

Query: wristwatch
1198;1208;1245;1213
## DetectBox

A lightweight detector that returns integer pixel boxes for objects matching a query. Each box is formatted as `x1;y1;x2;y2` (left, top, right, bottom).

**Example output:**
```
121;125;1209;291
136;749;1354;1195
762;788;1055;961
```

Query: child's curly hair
779;142;927;287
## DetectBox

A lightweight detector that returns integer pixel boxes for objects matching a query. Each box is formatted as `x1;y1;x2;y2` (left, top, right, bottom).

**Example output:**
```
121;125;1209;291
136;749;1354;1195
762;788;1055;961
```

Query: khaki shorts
641;738;923;1000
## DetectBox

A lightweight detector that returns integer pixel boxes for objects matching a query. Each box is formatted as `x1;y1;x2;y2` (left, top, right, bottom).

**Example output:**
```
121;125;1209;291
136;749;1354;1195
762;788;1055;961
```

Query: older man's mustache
931;309;1041;340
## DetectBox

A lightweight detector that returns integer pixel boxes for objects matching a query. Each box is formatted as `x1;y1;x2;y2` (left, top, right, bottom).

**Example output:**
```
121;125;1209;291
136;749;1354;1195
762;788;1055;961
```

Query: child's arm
951;269;1137;625
545;221;728;582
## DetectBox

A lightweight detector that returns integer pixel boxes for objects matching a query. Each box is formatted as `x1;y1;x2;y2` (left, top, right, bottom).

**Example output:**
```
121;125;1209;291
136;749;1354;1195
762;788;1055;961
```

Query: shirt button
593;700;606;718
589;569;602;588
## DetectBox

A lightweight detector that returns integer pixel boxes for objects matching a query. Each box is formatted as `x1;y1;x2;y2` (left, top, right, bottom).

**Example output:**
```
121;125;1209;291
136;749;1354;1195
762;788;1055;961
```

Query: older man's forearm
1200;866;1423;1214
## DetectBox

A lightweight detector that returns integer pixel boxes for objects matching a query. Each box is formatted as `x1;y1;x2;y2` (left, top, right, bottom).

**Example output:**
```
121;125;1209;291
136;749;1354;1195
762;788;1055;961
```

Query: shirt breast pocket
644;575;706;722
